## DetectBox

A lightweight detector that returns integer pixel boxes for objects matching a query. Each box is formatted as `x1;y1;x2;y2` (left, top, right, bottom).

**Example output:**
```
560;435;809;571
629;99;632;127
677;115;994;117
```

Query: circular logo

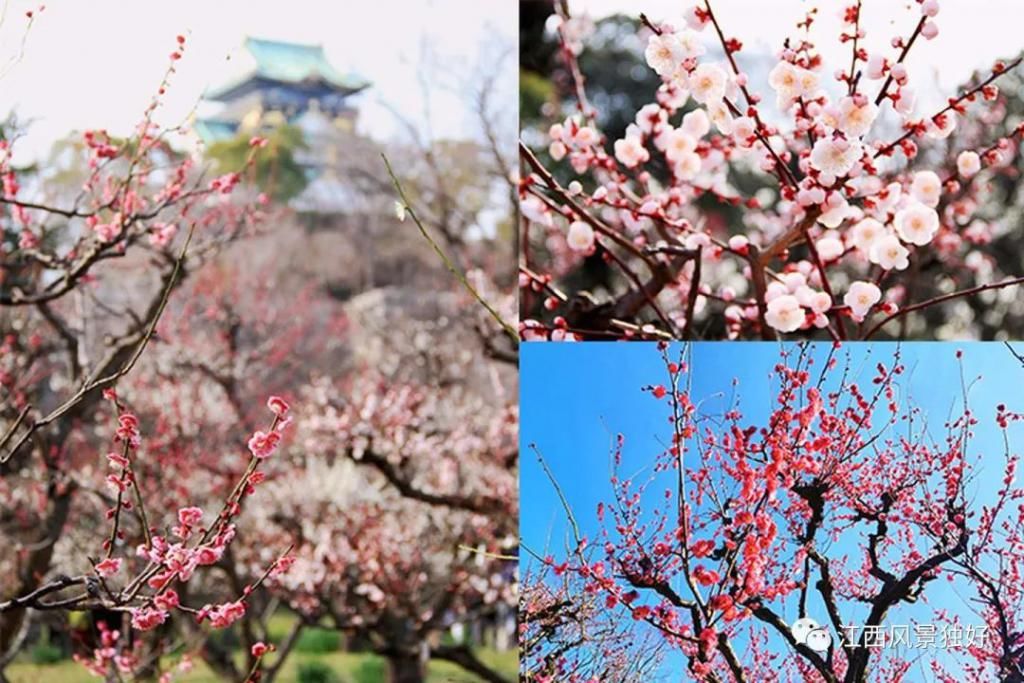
791;617;832;653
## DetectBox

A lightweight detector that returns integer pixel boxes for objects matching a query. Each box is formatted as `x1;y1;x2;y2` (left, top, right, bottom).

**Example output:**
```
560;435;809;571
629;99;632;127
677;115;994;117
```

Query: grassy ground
8;614;516;682
7;648;517;682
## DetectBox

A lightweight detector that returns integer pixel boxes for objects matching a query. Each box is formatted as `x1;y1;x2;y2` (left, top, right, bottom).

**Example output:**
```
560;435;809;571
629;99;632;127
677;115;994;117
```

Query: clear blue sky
521;341;1024;680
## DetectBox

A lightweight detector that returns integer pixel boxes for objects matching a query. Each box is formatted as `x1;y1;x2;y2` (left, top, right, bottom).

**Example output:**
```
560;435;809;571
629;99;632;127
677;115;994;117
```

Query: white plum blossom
728;234;749;252
869;234;910;271
690;63;728;104
865;54;886;80
837;96;879;137
910;170;942;207
573;125;600;148
808;291;833;315
844;281;882;319
927;113;957;139
895;203;940;245
645;33;687;77
815;233;844;262
663;128;697;163
674;152;703;180
796;286;832;315
892;87;916;116
521;195;553;228
614;134;650;168
765;294;805;332
732;116;756;146
957;150;982;179
810;137;862;176
873;182;903;214
768;61;800;96
817;194;854;229
566;220;596;252
636;103;667;134
675;30;706;59
768;62;818;102
766;280;789;301
683;4;709;30
707;101;734;134
781;271;807;292
682;109;711;138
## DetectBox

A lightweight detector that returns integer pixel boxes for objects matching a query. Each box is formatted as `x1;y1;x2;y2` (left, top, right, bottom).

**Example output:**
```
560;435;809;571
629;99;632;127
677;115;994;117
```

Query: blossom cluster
521;1;1024;340
528;343;1024;680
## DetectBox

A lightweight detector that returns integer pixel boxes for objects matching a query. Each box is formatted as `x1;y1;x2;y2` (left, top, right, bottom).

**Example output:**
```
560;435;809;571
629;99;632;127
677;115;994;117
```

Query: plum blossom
566;220;596;253
689;63;727;104
247;429;281;459
910;170;942;207
768;61;817;102
267;395;290;417
614;134;649;168
153;590;180;611
765;295;805;333
202;600;247;629
681;108;710;138
844;281;882;318
663;128;697;164
130;606;168;632
674;151;703;179
865;54;887;80
522;0;1024;341
149;222;177;248
645;33;687;77
895;203;940;245
707;101;734;134
174;507;204;538
869;234;910;271
809;137;862;176
957;150;981;178
815;233;844;262
817;194;854;228
836;96;879;137
94;557;122;577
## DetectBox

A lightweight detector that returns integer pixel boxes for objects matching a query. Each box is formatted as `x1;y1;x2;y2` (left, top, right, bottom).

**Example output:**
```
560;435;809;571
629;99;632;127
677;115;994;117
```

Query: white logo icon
791;617;832;653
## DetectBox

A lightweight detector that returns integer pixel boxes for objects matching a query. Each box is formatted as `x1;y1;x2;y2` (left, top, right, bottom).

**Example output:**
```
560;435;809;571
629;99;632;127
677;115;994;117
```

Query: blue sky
521;341;1024;680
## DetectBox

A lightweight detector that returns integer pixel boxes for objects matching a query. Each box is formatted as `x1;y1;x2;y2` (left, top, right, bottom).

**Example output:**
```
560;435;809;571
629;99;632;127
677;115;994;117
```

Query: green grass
7;648;518;682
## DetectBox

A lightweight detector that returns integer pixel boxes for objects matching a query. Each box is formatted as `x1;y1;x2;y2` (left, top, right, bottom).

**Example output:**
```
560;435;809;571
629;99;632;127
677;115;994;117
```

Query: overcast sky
0;0;515;162
574;0;1023;107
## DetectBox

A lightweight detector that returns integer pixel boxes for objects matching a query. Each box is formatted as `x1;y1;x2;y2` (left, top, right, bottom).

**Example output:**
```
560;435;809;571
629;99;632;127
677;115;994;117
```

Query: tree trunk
386;650;426;683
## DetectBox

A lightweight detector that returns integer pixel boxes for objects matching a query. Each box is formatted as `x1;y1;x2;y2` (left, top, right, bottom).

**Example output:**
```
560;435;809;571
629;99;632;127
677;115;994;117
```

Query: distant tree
207;124;308;202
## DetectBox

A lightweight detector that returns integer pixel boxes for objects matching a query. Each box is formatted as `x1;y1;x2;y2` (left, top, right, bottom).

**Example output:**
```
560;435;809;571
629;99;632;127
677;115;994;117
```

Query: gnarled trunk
386;648;426;683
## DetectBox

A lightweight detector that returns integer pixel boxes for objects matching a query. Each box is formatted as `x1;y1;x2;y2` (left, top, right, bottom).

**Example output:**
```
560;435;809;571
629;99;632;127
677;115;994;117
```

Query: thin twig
382;154;519;345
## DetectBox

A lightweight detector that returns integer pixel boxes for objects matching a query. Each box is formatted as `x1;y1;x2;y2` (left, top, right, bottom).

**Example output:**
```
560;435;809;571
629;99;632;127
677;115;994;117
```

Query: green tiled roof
193;118;238;143
207;37;370;99
245;38;366;88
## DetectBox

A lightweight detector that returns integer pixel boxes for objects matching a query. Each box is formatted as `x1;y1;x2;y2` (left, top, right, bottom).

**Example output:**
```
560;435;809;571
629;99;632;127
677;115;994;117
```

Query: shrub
353;657;387;683
30;641;64;665
297;660;340;683
295;627;341;653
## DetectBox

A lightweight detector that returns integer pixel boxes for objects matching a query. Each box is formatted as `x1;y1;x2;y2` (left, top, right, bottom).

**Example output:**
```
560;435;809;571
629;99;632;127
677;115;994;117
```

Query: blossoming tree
2;14;519;683
0;28;310;679
520;1;1024;340
525;342;1024;681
